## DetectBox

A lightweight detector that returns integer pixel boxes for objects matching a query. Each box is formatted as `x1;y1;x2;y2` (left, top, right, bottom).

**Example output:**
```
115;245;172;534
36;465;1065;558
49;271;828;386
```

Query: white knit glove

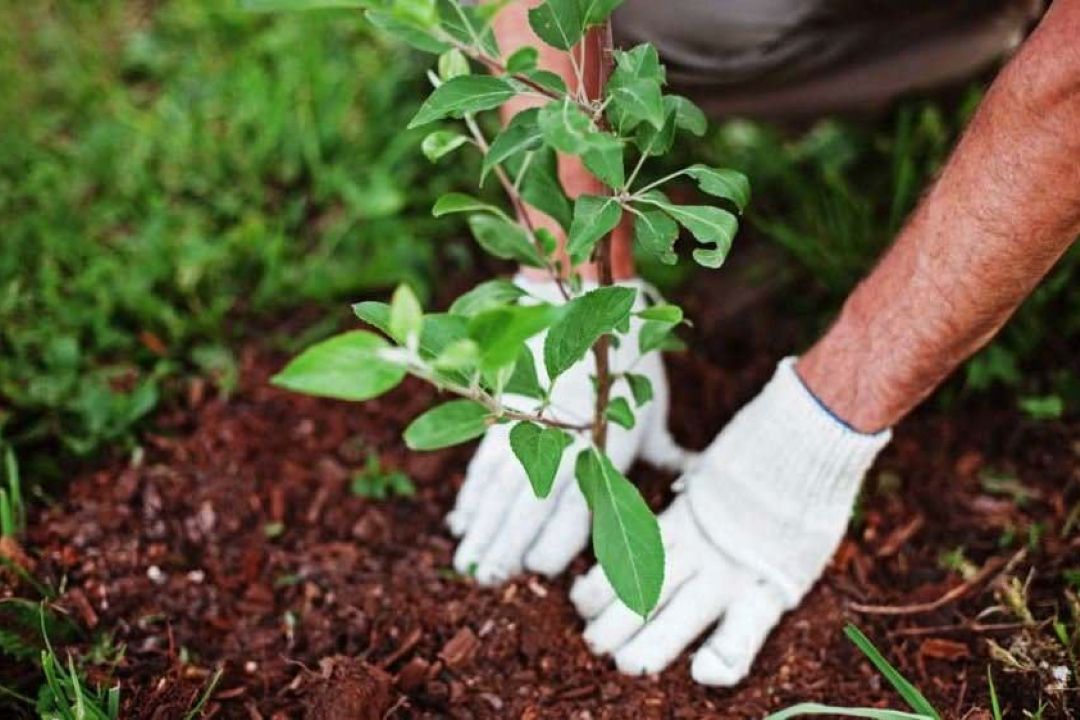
572;357;891;685
447;275;693;585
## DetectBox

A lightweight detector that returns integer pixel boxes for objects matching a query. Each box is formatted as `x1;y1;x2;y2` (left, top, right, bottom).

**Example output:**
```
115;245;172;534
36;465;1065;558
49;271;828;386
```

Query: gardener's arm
575;0;1080;685
799;0;1080;432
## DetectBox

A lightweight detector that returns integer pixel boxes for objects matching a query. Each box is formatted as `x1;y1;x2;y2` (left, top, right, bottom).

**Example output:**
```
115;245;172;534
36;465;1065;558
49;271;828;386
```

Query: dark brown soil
4;276;1079;718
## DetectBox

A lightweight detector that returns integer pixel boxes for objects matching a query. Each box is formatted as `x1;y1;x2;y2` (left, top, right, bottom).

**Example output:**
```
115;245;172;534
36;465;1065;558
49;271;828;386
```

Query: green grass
0;0;474;471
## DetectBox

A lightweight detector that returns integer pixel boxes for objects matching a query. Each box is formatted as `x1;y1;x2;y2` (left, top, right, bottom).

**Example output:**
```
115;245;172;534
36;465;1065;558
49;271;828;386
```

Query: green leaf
764;704;934;720
467;214;544;267
633;95;678;156
353;303;467;358
432;339;480;371
469;303;560;371
506;46;538;72
408;76;515;128
612;44;664;85
243;0;369;10
272;331;405;402
437;48;470;79
483;108;543;181
684;165;751;213
987;668;1002;720
537;98;603;156
843;625;941;719
625;373;653;407
632;209;678;265
449;279;527;316
582;135;625;188
511;148;572;230
638;319;678;354
567;195;622;265
505;346;545;399
669;95;706;136
516;68;568;96
575;449;663;617
509;422;573;497
544;286;636;380
636;304;682;323
580;0;625;25
391;0;438;28
389;284;423;346
404;399;490;450
608;77;665;131
366;10;450;53
437;0;498;55
605;396;635;429
527;0;583;50
640;196;737;269
433;192;510;222
421;130;469;162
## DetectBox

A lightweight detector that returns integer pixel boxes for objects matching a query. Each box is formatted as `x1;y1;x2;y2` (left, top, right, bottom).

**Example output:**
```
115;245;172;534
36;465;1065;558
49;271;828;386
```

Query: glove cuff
686;357;891;606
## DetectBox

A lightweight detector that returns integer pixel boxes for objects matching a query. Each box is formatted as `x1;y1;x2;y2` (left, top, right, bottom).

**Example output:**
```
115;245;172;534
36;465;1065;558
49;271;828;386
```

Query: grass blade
987;666;1002;720
765;703;934;720
844;624;940;719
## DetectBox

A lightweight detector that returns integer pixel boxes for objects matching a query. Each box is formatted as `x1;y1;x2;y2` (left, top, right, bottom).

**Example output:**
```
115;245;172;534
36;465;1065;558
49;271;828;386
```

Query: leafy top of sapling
260;0;749;618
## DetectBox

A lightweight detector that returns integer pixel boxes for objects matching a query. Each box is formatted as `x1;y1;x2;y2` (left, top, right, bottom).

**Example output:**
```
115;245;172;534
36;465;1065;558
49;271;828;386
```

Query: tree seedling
265;0;748;617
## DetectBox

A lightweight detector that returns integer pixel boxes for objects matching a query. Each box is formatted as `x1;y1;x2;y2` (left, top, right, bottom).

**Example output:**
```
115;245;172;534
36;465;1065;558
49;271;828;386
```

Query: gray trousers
612;0;1043;117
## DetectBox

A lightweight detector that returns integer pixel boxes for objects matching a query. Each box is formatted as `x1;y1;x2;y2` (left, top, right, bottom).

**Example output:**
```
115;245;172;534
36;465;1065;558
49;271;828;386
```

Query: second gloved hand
447;274;692;585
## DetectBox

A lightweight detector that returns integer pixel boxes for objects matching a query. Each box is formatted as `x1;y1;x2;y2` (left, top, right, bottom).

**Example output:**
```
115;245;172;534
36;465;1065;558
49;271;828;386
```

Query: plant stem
588;21;616;451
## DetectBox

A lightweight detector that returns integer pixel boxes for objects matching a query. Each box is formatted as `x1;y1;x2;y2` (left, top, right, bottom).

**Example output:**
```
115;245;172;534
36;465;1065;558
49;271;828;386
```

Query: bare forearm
799;0;1080;432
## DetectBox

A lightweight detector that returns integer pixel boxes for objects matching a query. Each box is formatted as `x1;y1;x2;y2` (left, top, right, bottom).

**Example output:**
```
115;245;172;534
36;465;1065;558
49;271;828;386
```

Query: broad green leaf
421;130;469;162
580;0;625;25
353;303;467;358
271;331;405;402
432;339;480;371
483;108;543;181
505;346;545;399
449;279;526;316
433;192;510;222
391;0;437;28
633;95;678;156
408;76;515;128
639;196;737;269
537;98;603;156
506;46;538;72
567;195;622;265
638;319;678;354
469;303;560;371
632;209;678;265
605;396;635;429
669;95;706;136
625;373;653;407
684;165;751;212
575;449;663;617
389;284;423;346
516;68;568;96
467;214;544;267
509;422;573;498
437;0;498;55
243;0;368;10
764;705;934;720
582;135;625;188
527;0;583;50
636;304;682;323
404;399;490;450
612;44;664;85
366;10;450;53
843;625;941;719
544;286;636;380
508;148;572;230
608;77;665;131
437;48;470;79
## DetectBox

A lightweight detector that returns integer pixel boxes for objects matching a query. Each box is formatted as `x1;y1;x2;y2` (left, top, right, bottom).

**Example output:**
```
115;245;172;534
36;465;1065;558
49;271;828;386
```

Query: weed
350;453;415;500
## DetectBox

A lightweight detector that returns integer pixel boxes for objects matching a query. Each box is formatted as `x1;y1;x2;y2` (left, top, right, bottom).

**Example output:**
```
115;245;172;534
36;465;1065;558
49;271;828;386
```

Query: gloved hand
447;274;693;585
571;357;891;685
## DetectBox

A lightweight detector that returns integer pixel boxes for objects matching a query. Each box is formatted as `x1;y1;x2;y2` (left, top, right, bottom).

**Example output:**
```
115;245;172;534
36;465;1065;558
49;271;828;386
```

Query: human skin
495;0;1079;429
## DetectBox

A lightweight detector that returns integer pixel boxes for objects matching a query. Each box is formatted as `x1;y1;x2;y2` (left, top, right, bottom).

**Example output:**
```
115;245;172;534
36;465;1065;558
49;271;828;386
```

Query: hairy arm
798;0;1080;432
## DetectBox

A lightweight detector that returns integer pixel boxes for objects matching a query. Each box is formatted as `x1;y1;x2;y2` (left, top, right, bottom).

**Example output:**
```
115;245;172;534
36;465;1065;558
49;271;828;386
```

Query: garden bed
7;276;1079;718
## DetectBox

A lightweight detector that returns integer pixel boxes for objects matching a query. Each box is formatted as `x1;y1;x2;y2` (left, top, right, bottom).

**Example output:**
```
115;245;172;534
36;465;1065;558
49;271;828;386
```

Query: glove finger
580;543;700;656
474;465;575;585
452;456;519;576
523;480;590;577
691;579;787;687
570;496;694;620
447;430;508;536
612;565;736;676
